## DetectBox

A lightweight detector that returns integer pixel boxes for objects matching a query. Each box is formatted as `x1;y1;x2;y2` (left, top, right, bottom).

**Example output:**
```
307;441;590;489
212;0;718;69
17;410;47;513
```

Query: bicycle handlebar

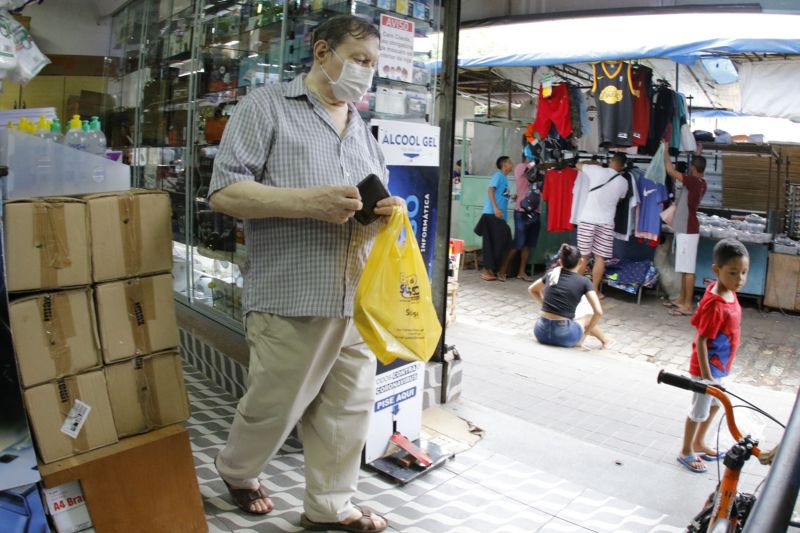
657;370;709;394
657;371;761;456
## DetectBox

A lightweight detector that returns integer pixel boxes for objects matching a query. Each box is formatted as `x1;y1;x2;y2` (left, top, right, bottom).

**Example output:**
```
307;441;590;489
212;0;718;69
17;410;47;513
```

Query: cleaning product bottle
86;116;107;156
65;115;87;151
35;115;50;140
50;118;63;144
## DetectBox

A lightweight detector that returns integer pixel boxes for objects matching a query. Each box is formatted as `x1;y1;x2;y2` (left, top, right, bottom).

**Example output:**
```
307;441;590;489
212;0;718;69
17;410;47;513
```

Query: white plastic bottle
86;116;107;156
65;115;87;151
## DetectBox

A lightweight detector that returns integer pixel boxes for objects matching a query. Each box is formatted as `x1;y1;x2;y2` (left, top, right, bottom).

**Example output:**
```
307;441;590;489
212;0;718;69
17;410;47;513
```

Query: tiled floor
184;365;685;532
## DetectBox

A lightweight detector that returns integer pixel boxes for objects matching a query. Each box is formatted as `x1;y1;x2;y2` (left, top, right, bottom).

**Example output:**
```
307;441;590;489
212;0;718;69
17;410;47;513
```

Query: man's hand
374;196;406;217
494;207;503;219
303;185;362;224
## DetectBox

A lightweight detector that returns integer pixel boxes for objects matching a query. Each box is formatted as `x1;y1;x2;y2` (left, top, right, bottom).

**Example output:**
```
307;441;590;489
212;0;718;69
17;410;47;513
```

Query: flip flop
677;455;707;473
602;339;617;350
497;274;507;282
480;274;497;281
701;451;726;462
662;300;679;308
301;505;389;532
669;308;693;317
215;456;273;515
517;275;533;281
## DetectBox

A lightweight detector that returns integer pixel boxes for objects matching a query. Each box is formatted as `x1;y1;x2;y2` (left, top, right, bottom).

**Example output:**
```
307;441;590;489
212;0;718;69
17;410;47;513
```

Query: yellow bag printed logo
355;207;442;365
599;85;624;104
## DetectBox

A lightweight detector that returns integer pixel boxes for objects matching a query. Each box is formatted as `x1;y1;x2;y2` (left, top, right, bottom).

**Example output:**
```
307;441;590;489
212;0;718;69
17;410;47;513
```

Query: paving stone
641;347;661;357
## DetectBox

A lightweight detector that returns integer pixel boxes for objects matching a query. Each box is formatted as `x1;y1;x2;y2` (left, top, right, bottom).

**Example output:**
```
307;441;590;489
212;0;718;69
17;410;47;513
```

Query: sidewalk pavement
448;259;800;524
453;268;800;392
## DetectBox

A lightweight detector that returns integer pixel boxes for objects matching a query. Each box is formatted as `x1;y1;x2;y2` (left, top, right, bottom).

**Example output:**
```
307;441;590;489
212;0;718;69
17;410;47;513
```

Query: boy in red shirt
677;238;749;474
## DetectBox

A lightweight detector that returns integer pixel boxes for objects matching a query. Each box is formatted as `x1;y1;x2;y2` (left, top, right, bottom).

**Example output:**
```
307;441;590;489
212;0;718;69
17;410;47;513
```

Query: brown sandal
300;506;389;532
215;457;273;515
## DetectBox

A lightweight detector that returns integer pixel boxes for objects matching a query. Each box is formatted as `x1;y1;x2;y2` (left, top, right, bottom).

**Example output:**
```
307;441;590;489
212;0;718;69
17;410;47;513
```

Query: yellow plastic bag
355;206;442;365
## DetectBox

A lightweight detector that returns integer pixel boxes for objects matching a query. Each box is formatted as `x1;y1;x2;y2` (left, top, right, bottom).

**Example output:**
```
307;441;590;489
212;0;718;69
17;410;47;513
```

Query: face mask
320;48;374;102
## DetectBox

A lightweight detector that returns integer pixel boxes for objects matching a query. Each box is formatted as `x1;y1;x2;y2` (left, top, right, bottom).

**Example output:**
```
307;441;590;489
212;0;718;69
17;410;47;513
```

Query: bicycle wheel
687;490;716;533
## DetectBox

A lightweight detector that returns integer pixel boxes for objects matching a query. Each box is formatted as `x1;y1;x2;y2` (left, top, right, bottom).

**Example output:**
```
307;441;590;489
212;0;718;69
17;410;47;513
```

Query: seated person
528;244;614;349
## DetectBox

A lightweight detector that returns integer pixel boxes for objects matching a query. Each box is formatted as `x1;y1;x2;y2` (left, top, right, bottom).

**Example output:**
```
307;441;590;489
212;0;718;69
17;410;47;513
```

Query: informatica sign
372;119;440;277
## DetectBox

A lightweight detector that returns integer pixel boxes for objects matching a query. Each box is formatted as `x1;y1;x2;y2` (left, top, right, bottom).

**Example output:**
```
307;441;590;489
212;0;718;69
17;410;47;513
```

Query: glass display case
105;0;443;330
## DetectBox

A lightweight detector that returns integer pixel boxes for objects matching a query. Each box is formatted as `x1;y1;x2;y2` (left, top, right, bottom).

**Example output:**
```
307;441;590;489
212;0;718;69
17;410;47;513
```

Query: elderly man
208;15;402;532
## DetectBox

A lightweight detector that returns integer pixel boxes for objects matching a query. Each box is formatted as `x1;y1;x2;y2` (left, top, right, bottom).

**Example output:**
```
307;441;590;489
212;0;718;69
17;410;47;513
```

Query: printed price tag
60;400;91;439
542;72;554;98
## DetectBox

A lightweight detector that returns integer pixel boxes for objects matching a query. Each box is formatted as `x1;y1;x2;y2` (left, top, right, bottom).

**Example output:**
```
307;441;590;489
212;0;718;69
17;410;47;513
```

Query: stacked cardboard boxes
5;190;190;465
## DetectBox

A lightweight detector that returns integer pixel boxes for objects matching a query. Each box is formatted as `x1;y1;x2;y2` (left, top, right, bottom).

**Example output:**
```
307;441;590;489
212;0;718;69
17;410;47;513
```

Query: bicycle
656;370;791;533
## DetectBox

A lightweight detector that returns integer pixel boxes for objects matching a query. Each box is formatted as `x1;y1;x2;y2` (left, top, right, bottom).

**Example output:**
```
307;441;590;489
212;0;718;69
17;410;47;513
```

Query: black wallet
354;174;390;225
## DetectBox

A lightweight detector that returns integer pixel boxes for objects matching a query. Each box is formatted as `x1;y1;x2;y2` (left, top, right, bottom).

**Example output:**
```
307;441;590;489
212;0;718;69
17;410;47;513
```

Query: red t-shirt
682;173;707;234
689;282;741;379
541;167;578;232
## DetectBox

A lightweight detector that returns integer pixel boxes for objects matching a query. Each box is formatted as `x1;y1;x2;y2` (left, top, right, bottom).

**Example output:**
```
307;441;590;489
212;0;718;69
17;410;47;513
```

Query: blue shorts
534;317;583;348
513;210;540;249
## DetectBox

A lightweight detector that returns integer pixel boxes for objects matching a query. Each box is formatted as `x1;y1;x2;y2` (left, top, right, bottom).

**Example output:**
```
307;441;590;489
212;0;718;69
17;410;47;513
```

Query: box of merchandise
9;288;101;388
94;273;179;363
4;198;91;292
104;350;190;438
42;480;94;533
23;370;118;464
84;189;172;283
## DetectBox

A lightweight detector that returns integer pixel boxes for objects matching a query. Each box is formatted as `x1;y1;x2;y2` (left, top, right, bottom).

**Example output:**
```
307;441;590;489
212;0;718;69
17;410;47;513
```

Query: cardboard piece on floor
23;371;118;464
85;189;172;283
9;288;101;388
94;274;179;363
421;405;484;456
104;351;190;438
3;198;91;292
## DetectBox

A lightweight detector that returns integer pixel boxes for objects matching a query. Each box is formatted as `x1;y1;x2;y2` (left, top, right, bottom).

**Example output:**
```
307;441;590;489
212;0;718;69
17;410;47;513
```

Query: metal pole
431;0;460;364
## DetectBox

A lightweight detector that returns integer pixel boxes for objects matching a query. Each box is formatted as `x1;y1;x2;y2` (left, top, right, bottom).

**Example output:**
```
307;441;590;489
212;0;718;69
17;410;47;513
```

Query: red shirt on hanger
541;166;578;233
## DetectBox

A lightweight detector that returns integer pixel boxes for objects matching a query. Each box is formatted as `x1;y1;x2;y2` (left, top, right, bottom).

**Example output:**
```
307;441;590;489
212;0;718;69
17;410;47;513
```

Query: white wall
24;0;111;56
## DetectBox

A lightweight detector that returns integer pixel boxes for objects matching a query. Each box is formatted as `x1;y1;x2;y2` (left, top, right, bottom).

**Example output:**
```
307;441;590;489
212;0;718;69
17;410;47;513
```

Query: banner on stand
372;119;440;277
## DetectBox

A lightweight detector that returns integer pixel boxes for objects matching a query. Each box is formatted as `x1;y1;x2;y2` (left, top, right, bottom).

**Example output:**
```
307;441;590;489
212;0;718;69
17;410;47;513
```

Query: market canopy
445;12;800;68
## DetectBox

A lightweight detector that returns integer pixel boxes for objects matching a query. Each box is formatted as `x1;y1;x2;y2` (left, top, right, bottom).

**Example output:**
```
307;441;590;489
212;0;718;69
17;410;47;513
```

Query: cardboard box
4;198;91;292
104;351;190;438
94;274;179;363
9;288;101;388
23;371;118;464
85;190;172;283
42;480;94;533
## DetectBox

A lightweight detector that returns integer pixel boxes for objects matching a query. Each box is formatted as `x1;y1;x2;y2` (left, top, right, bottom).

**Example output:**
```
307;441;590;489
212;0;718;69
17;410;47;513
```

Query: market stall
448;11;800;304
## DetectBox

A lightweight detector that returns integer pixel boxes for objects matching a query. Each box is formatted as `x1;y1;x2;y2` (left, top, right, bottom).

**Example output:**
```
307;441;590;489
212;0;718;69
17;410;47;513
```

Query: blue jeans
534;317;583;348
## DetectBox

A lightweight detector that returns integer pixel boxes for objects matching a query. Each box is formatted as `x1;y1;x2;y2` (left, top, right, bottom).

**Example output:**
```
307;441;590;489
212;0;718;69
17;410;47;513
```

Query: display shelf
110;0;441;326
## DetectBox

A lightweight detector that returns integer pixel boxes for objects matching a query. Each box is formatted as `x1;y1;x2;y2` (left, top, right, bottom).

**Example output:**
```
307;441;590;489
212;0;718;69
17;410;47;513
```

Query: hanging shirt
630;65;652;147
577;91;600;153
483;170;510;217
577;165;628;226
635;174;668;239
647;87;675;155
592;61;636;147
541;166;578;232
690;283;742;379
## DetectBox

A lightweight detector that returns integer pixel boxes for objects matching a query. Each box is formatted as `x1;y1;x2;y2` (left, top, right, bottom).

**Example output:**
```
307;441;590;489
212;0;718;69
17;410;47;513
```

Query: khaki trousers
216;312;376;522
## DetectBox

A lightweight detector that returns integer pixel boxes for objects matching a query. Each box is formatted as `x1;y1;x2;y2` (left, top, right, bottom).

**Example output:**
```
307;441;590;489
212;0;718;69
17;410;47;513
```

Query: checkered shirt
209;74;387;318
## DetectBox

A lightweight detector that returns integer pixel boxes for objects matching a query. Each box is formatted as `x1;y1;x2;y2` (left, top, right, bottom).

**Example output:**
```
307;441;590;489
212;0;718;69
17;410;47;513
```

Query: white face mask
320;48;374;102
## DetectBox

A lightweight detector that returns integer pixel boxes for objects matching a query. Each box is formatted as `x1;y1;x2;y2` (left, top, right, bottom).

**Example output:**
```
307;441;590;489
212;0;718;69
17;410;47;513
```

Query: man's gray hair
311;15;380;52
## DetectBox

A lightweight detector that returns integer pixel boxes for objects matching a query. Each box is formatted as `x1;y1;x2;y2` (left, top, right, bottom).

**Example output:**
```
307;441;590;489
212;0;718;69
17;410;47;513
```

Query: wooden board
721;154;781;212
39;424;207;533
764;253;800;311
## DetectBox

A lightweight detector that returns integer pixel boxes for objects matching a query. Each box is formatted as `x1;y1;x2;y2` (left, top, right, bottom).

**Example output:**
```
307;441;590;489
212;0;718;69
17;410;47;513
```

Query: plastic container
65;114;87;151
50;118;63;144
34;115;50;140
0;129;130;199
86;116;107;156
